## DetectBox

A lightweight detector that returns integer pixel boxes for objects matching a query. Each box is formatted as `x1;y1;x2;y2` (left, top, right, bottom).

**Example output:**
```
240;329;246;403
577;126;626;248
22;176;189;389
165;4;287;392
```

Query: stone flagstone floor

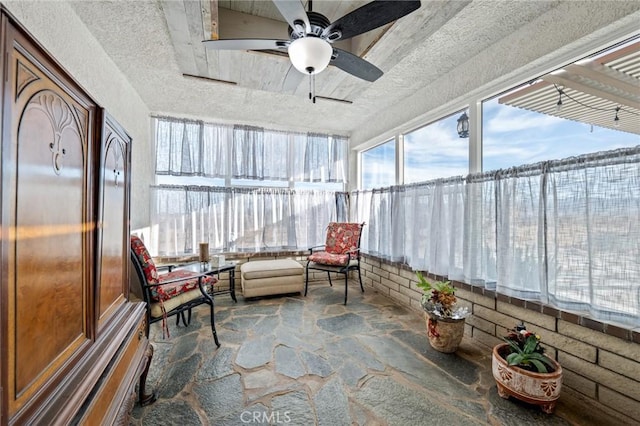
129;282;610;425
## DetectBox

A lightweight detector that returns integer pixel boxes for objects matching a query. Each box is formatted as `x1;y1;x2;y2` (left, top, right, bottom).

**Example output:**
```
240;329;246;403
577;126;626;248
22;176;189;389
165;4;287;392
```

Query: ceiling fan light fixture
288;37;332;75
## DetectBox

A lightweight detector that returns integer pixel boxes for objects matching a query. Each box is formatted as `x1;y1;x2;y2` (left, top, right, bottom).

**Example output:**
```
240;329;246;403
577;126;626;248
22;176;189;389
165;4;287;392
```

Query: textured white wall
350;1;640;148
3;1;152;230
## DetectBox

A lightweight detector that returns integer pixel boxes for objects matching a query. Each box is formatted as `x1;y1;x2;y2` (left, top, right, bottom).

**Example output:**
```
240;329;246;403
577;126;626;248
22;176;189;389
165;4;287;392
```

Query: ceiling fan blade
326;0;421;41
272;0;311;34
330;48;383;82
203;39;289;51
282;64;305;92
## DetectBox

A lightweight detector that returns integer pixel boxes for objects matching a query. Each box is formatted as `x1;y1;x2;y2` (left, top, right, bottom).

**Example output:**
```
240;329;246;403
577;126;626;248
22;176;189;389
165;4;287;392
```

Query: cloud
362;98;639;187
485;105;564;134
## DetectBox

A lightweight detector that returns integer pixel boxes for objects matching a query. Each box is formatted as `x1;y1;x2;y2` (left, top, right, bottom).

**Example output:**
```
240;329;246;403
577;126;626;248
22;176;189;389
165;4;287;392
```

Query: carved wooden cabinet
0;9;149;425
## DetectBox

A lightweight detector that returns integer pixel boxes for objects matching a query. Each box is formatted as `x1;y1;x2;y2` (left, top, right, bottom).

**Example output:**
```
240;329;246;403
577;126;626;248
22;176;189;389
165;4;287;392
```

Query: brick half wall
360;254;640;424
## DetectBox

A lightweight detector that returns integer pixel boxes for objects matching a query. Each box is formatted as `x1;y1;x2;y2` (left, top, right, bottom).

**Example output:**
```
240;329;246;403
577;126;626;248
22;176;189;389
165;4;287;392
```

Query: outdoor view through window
360;37;639;189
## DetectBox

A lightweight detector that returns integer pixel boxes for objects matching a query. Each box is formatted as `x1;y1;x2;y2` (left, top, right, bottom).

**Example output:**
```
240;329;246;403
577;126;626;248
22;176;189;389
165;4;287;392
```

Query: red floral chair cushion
308;251;350;266
130;235;215;302
308;222;363;267
157;269;215;302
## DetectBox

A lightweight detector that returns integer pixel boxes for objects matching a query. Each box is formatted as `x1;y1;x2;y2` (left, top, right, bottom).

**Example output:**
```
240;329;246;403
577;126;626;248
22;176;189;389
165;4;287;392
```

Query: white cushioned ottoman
240;259;304;298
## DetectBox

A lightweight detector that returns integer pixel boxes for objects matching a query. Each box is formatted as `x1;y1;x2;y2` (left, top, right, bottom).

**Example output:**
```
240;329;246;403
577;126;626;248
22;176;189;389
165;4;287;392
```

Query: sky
361;99;640;190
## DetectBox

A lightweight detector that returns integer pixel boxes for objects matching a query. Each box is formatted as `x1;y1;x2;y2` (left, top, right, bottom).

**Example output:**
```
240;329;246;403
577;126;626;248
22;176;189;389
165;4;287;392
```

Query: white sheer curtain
154;117;348;183
495;166;545;300
293;190;345;250
545;149;640;324
202;123;230;178
155;118;202;176
150;186;341;255
463;175;497;289
232;125;266;179
349;191;372;254
351;178;465;275
351;146;639;326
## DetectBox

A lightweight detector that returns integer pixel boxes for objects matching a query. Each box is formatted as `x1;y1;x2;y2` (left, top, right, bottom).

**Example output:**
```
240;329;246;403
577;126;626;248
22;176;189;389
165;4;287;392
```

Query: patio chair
130;235;220;346
305;222;365;305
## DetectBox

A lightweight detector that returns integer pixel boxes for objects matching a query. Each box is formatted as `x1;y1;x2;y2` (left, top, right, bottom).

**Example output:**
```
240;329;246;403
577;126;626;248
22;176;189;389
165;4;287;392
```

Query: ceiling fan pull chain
308;71;312;100
312;73;316;103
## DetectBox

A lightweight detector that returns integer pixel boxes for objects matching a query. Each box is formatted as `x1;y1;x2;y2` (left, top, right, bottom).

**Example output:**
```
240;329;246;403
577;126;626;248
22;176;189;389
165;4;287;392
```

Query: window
149;117;350;256
404;113;469;183
482;96;639;172
154;117;349;188
361;139;395;189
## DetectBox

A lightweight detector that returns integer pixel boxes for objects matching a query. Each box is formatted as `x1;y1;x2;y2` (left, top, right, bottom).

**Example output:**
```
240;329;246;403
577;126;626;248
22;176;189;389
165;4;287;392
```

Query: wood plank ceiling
161;0;433;102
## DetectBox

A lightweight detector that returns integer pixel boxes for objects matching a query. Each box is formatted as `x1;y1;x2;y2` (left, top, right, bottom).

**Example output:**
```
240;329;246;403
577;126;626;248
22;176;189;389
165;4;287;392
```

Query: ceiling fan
203;0;421;101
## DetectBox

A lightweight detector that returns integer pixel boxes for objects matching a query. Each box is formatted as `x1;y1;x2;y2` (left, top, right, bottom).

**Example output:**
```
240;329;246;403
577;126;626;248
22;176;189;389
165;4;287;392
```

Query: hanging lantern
457;112;469;138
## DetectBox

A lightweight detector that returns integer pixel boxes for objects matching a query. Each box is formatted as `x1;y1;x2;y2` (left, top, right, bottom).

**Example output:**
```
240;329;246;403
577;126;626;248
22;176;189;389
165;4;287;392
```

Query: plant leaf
415;271;432;292
523;335;539;354
503;338;523;355
529;358;548;373
506;353;522;365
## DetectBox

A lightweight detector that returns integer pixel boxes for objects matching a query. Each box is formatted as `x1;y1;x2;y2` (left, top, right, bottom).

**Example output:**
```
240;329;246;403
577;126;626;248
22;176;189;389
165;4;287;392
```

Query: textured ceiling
67;0;640;145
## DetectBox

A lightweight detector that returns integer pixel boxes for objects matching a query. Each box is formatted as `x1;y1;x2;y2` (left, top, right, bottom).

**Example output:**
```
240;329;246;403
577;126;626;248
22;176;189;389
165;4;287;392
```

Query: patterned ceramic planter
492;343;563;414
425;313;465;353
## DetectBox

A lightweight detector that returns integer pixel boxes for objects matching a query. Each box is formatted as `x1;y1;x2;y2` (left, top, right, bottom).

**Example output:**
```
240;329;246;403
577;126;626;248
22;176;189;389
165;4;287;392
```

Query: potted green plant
492;322;563;413
415;271;469;353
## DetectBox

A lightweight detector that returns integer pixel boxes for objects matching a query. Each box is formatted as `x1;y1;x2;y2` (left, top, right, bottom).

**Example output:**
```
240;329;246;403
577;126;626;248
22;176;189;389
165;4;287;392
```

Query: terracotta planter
424;313;465;353
492;343;563;414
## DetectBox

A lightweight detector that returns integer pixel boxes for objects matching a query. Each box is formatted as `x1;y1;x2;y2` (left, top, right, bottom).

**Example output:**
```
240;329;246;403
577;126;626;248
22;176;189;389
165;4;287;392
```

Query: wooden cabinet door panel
97;113;131;326
4;28;95;415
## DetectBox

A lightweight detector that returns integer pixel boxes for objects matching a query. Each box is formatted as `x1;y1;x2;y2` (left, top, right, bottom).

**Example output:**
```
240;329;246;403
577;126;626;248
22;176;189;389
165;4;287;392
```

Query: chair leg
209;301;220;348
177;311;187;326
327;271;333;287
305;263;309;296
344;273;348;305
358;267;364;293
186;308;192;326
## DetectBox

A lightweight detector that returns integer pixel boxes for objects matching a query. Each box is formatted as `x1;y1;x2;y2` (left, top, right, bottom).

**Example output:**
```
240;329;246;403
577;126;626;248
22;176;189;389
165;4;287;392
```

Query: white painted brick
372;281;390;295
599;386;640;422
388;273;411;288
381;263;400;275
599;350;640;382
381;279;400;293
389;288;410;305
367;272;381;283
472;328;502;349
557;351;640;402
455;287;495;309
496;301;556;331
398;284;422;301
558;321;639;360
361;263;373;272
474;305;518;331
561;369;596;399
466;314;496;336
364;257;381;268
399;268;416;280
540;331;597;363
371;266;390;279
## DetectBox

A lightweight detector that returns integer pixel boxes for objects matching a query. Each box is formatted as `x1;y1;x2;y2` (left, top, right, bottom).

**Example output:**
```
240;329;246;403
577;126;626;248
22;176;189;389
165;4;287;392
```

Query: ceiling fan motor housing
289;12;333;40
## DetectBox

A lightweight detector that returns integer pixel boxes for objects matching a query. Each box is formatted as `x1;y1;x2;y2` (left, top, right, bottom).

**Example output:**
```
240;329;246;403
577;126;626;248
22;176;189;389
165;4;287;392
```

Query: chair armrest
308;245;325;254
345;248;361;261
156;264;177;273
147;271;213;287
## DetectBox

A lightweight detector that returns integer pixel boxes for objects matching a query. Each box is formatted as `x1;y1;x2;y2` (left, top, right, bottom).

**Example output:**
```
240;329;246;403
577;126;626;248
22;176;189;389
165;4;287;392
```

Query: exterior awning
499;40;640;135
